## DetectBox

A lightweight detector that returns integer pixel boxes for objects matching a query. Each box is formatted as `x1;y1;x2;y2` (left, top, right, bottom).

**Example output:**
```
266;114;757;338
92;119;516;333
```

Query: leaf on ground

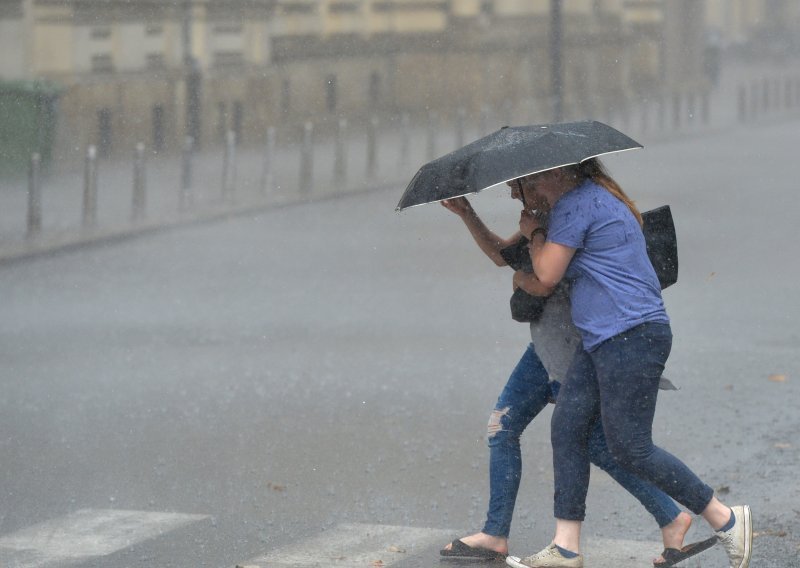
774;442;792;449
387;545;406;553
371;560;385;567
707;272;717;280
768;374;787;383
267;482;286;492
753;529;787;538
716;484;730;494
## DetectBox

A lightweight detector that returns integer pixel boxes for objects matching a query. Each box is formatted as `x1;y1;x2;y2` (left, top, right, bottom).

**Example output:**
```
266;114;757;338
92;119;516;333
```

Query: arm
441;198;519;267
519;209;576;292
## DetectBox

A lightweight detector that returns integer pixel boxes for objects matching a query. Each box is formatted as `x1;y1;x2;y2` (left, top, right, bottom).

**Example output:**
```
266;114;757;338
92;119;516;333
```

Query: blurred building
0;0;716;164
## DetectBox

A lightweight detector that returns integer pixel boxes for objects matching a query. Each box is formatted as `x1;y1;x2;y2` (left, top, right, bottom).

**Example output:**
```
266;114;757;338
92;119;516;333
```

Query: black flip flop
653;535;718;567
440;539;506;561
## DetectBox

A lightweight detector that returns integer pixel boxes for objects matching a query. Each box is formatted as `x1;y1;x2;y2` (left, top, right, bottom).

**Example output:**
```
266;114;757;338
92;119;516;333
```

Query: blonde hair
575;158;643;227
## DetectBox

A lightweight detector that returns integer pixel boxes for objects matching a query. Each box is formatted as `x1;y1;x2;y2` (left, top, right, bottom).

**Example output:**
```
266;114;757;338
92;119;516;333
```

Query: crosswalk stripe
0;508;209;568
235;523;455;568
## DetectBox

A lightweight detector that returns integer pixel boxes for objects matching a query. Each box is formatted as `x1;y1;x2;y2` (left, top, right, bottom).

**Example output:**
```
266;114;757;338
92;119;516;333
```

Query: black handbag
642;205;679;289
500;237;549;323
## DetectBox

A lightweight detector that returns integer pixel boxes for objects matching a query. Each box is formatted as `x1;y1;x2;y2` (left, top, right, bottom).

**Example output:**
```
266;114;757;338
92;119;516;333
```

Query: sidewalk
1;55;798;263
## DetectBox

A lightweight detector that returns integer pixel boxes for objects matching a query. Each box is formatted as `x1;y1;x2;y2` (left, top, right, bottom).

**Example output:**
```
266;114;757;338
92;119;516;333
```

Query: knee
487;406;520;447
604;436;654;468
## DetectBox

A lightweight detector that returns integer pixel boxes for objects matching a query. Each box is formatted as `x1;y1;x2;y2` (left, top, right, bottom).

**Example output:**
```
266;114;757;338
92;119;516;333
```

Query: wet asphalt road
0;118;799;567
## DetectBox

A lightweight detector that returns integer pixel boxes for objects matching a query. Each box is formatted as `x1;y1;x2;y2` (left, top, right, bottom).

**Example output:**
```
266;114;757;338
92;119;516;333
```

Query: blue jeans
551;323;714;521
482;343;681;537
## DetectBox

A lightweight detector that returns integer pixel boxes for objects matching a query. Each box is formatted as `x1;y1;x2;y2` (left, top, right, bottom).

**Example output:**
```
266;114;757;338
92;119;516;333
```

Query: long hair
574;158;643;227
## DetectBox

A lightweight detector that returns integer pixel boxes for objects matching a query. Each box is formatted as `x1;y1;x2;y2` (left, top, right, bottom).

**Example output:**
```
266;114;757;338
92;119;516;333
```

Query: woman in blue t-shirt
505;158;752;568
437;188;713;568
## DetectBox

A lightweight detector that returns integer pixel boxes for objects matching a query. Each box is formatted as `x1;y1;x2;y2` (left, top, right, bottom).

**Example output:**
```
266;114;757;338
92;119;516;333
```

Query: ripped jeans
482;343;681;537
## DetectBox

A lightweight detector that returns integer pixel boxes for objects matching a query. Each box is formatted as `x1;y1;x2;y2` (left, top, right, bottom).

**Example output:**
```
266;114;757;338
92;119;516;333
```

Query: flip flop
440;539;507;560
653;535;718;567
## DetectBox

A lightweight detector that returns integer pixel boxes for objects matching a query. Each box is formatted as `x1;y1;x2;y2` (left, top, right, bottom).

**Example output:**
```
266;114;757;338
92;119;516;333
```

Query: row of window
89;52;241;73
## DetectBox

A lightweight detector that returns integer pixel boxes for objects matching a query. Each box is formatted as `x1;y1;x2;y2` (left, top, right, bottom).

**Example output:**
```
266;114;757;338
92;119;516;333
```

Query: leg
591;323;714;514
483;343;552;537
587;416;696;565
551;348;600;524
586;419;681;528
443;344;551;556
593;323;751;567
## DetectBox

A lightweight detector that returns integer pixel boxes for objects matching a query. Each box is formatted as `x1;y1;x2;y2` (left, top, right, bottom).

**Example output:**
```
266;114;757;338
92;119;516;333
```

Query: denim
551;323;714;521
482;342;681;537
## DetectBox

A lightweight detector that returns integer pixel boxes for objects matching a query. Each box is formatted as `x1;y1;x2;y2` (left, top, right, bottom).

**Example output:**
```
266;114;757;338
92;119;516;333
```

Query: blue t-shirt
547;180;669;351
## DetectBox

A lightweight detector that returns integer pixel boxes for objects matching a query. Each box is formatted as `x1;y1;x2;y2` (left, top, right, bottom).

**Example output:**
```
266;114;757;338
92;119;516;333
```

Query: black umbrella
396;120;642;211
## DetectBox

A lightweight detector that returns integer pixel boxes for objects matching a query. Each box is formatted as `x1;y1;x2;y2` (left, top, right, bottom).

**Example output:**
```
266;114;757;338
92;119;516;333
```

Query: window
329;1;359;13
91;27;111;40
91;54;114;73
279;2;317;14
368;72;381;107
152;105;165;153
280;79;291;114
146;53;165;70
213;51;245;68
326;74;337;113
97;108;113;158
213;23;244;34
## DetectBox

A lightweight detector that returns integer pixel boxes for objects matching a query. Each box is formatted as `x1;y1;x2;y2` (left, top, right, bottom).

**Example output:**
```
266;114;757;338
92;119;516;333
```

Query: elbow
534;269;562;291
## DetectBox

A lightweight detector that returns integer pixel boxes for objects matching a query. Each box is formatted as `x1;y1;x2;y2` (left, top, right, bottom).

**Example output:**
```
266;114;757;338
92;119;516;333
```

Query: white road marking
0;508;209;568
236;522;455;567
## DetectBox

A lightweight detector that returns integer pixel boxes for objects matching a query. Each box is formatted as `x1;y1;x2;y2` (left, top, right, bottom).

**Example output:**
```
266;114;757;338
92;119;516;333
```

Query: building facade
0;0;721;165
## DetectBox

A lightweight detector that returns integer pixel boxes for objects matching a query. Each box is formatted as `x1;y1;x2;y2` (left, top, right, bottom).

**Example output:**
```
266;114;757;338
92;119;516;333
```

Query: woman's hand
441;197;473;218
519;209;541;239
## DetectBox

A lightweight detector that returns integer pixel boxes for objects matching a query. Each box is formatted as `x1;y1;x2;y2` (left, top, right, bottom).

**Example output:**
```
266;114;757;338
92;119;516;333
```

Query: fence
3;70;800;259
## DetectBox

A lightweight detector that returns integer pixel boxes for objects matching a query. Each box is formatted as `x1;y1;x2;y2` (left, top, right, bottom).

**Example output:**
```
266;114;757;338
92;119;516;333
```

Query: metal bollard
639;100;649;134
179;136;194;212
131;143;146;222
399;113;410;170
672;93;681;129
478;104;489;137
222;130;237;201
27;152;42;238
657;95;666;131
738;85;747;123
701;91;710;124
455;107;466;150
260;126;276;195
82;145;98;229
299;121;314;196
686;93;696;124
334;118;348;189
366;115;378;179
426;110;437;161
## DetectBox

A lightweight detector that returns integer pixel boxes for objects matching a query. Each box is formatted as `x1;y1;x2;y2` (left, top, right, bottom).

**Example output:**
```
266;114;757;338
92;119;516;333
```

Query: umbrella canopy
396;120;642;211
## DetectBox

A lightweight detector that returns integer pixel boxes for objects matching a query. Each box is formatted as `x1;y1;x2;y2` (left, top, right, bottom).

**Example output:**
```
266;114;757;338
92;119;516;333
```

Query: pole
550;0;564;122
179;135;194;211
82;145;98;228
260;126;276;195
299;121;314;196
27;153;42;238
334;117;348;188
132;142;146;222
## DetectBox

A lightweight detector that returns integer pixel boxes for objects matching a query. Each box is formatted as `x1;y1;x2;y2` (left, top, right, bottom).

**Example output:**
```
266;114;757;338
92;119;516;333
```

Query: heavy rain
0;1;798;567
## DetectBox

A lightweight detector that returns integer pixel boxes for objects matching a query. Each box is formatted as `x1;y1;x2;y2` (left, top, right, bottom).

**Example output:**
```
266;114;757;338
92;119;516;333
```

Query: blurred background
1;0;799;256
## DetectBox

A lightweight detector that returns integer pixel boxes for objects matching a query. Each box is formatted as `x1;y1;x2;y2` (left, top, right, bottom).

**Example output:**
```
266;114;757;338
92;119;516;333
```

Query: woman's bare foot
442;532;508;555
653;512;692;564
